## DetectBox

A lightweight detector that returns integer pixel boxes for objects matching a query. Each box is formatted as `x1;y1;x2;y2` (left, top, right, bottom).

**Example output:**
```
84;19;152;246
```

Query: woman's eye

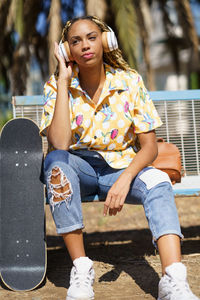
89;36;96;40
72;40;79;45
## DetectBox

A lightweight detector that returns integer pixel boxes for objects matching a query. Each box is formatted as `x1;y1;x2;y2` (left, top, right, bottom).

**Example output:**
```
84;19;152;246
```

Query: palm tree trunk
85;0;108;20
159;0;182;84
10;0;42;94
0;0;12;90
174;0;199;78
133;0;155;90
48;0;62;74
174;0;199;54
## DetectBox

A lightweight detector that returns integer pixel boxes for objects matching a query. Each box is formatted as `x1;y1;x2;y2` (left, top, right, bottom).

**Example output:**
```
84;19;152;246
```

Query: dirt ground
1;196;200;300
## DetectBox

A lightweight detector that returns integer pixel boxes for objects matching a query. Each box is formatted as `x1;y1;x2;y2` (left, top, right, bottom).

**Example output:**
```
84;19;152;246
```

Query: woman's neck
78;63;106;102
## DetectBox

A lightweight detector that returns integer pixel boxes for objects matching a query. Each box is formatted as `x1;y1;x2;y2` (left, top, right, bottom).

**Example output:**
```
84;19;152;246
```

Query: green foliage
15;0;24;40
0;109;12;130
110;0;138;69
190;72;199;89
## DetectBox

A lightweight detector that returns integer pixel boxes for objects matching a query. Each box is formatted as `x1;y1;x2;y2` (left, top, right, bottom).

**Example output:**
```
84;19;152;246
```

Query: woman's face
67;19;103;67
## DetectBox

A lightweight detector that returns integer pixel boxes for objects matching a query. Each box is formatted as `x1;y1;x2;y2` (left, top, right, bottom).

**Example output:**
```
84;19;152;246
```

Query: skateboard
0;118;46;291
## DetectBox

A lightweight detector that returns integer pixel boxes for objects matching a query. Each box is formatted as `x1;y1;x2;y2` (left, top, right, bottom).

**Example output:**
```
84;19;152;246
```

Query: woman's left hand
103;130;158;217
103;172;132;216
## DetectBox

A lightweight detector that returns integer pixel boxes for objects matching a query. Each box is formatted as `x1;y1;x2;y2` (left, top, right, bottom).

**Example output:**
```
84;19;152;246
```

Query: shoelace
70;268;93;288
169;277;195;299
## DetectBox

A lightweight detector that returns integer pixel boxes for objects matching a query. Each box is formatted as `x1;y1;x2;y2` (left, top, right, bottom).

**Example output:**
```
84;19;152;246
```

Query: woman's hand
54;41;73;82
103;172;132;216
103;131;158;217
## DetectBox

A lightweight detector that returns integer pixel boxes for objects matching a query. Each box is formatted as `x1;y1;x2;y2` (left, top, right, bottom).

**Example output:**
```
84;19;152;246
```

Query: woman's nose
82;39;90;50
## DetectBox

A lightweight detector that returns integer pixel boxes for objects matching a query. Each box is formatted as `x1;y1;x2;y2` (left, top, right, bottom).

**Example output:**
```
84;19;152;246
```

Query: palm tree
0;0;199;95
85;0;155;90
158;0;199;88
174;0;199;53
48;0;62;74
0;0;62;95
85;0;138;70
0;0;14;91
133;0;155;90
1;0;42;95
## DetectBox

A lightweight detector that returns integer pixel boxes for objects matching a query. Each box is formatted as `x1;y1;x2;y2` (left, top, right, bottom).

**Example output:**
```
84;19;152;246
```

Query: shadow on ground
46;225;200;299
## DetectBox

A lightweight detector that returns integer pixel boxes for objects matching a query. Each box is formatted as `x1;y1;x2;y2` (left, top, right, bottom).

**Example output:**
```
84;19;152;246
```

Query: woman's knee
47;165;73;204
138;168;172;191
44;150;76;201
44;149;70;169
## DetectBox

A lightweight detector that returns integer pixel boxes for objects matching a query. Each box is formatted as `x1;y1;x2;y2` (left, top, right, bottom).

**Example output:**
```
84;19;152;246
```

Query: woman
40;15;199;300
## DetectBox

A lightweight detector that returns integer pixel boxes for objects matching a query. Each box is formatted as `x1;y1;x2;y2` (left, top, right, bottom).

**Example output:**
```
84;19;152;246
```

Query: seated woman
40;15;199;300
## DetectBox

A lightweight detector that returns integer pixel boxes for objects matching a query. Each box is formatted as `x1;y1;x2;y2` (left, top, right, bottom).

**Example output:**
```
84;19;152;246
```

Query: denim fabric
43;149;183;242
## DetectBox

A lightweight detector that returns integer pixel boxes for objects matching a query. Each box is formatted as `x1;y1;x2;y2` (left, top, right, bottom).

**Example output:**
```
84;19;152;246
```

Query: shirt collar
69;63;129;93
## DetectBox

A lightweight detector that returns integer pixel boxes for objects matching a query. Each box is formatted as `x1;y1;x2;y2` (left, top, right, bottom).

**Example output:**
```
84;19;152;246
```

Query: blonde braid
61;20;71;42
61;15;136;73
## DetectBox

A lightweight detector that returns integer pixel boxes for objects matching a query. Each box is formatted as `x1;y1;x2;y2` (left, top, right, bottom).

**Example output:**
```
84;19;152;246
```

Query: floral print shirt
40;64;162;168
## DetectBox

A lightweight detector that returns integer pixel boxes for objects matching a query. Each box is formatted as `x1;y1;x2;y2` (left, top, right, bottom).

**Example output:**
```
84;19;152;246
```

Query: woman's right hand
54;41;73;82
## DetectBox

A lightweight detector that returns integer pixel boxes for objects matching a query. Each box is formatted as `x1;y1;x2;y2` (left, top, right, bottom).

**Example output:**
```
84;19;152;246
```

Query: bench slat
12;89;200;106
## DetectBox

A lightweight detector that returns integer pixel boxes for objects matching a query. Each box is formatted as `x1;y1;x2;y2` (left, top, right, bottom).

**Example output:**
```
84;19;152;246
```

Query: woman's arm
122;130;158;181
47;42;73;150
104;130;158;216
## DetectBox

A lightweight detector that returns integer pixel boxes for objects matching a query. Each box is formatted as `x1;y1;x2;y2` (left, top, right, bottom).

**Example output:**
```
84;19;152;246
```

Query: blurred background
0;0;200;127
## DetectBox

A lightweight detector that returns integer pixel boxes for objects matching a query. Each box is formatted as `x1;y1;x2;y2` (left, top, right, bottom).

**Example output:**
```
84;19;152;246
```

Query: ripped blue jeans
43;149;183;242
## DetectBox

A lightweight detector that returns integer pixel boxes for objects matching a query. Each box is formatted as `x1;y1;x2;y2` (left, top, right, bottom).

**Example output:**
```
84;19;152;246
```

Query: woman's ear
58;41;74;62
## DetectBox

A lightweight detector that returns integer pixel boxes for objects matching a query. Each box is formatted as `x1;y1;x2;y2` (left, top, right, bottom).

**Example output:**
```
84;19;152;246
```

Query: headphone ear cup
58;41;73;62
102;31;118;52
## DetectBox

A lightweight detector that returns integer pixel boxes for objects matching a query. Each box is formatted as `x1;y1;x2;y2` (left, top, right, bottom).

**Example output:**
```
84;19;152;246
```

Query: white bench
12;90;200;197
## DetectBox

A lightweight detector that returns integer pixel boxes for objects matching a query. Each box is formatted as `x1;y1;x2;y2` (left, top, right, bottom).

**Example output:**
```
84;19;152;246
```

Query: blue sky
191;1;200;35
36;0;84;36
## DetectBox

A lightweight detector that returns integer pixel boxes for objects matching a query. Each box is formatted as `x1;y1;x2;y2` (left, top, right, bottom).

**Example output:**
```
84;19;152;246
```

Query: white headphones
58;26;118;62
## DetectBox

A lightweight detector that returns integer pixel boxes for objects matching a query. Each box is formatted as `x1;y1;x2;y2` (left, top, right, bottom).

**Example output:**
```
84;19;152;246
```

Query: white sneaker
66;257;95;300
158;262;199;300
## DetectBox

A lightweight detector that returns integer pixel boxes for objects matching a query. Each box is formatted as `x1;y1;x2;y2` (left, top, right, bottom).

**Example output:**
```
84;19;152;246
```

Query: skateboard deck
0;118;46;291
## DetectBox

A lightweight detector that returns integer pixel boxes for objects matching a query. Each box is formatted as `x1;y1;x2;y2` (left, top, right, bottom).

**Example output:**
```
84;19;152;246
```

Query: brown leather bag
152;138;183;184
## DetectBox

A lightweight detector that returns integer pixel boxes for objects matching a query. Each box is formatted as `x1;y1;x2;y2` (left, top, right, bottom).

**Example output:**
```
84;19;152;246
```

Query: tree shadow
46;225;200;298
46;228;160;298
180;225;200;255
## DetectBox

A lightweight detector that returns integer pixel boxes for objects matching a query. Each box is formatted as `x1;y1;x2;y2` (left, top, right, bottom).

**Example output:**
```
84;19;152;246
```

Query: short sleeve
40;75;57;136
131;75;163;133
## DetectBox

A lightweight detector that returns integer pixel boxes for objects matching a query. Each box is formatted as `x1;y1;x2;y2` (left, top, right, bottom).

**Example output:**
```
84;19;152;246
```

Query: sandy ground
1;196;200;300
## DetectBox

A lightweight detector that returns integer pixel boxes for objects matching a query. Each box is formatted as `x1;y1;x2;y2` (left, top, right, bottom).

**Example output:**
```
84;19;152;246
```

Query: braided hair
60;15;135;72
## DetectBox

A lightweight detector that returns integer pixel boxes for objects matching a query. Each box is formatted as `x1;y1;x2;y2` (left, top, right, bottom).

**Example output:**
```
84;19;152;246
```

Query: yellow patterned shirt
40;64;162;168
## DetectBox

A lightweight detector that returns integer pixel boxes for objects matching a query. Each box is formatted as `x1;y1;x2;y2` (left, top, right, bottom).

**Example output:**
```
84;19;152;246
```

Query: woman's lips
82;53;94;59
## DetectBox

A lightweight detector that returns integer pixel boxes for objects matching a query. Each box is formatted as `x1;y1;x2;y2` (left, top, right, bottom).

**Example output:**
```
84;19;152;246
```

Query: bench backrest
12;90;200;177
